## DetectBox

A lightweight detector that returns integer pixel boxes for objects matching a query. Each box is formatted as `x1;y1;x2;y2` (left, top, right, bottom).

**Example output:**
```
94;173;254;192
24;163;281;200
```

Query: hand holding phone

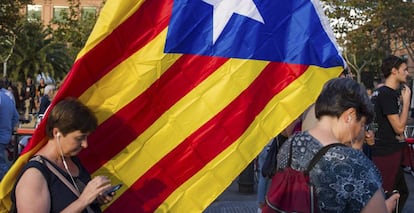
105;184;122;196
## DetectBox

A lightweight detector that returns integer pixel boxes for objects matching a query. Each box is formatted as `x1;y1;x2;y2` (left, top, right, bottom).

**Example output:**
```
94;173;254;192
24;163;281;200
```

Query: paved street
204;178;257;213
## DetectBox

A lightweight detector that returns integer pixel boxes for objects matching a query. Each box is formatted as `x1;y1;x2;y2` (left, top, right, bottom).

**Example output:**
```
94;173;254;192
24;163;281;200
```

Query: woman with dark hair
12;98;116;213
271;78;399;212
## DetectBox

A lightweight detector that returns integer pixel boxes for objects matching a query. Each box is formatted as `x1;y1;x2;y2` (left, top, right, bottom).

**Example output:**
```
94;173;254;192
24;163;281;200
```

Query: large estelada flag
0;0;344;212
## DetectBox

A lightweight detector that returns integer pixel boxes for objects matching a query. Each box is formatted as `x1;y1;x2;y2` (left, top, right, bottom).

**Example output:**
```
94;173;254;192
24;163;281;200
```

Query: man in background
19;77;36;116
371;55;411;210
0;80;19;180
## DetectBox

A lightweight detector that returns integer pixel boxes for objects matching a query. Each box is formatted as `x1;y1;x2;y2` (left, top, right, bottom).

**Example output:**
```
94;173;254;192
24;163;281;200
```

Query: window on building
27;5;42;21
53;6;69;23
81;6;97;20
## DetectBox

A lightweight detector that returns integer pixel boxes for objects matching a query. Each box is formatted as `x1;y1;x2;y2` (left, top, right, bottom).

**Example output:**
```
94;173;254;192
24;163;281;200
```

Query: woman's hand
78;176;112;206
62;176;113;213
365;129;375;146
385;193;400;213
96;190;115;205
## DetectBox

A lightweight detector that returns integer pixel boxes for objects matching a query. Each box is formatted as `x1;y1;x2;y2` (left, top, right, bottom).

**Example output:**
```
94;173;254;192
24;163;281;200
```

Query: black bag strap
305;143;345;174
270;137;278;159
276;134;288;148
272;134;287;156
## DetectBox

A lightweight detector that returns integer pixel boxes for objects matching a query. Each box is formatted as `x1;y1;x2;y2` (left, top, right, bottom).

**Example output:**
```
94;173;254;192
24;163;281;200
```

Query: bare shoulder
16;167;48;193
15;167;50;212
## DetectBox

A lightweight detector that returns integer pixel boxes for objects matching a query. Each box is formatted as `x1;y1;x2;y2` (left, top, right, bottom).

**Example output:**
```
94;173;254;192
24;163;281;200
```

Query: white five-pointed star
202;0;264;44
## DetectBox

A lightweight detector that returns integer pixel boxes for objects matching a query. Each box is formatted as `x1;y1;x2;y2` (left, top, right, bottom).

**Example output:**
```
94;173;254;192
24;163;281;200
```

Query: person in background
370;55;411;210
351;124;375;159
256;118;301;213
7;84;21;112
35;78;47;113
2;76;11;88
274;78;399;212
366;87;374;99
37;78;47;97
12;98;116;212
19;77;36;115
0;83;19;181
38;85;56;115
0;78;15;105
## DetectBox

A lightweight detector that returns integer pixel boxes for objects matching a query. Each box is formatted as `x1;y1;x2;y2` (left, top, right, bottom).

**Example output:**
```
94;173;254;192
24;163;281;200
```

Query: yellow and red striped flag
1;0;345;212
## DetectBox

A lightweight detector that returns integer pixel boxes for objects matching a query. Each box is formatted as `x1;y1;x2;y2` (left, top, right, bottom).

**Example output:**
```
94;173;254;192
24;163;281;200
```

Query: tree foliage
8;20;71;81
0;0;32;37
323;0;414;86
51;0;100;64
5;0;103;82
0;0;32;74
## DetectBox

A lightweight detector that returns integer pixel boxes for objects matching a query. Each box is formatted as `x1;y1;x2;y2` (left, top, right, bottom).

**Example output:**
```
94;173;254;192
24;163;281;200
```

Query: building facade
27;0;104;25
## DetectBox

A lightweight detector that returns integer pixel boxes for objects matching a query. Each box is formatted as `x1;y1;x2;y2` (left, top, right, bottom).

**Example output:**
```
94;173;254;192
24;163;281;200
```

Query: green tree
323;0;414;86
0;0;32;77
51;0;102;64
6;0;103;82
8;20;71;82
0;0;32;38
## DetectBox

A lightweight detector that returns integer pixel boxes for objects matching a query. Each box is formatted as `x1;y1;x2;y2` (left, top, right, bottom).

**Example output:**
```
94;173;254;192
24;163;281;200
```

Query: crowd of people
1;55;414;212
0;76;57;181
0;78;19;181
257;55;414;212
1;76;58;118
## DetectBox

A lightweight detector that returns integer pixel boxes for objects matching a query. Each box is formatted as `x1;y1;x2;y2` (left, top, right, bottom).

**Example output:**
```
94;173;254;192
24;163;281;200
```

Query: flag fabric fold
0;0;344;212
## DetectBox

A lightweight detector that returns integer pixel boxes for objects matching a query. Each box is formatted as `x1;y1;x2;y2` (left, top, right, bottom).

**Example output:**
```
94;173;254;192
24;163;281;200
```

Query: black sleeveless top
11;156;101;213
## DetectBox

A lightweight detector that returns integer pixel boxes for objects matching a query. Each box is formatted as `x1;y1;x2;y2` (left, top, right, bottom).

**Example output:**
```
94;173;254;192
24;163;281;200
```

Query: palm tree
8;20;71;82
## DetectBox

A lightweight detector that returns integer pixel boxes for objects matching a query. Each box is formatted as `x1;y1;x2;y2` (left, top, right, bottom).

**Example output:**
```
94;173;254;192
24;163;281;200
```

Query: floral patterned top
277;131;382;212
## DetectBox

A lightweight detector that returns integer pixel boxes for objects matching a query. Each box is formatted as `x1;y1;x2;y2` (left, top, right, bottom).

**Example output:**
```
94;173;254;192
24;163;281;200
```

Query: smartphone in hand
105;184;122;195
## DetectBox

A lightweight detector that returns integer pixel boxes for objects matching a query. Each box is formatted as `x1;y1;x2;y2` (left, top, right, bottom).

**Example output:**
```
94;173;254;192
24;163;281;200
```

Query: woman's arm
361;188;399;213
15;168;51;213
